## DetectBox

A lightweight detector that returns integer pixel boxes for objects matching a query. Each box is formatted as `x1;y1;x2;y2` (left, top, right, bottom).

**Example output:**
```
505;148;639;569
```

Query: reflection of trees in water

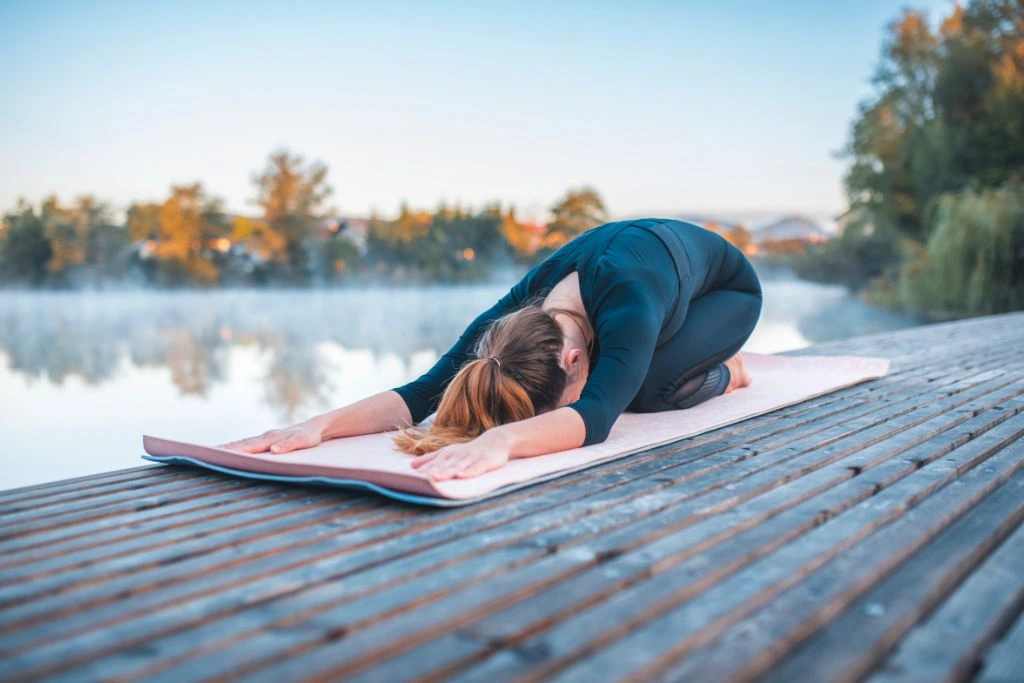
0;288;508;412
262;332;334;422
0;282;922;417
0;294;126;385
163;327;226;396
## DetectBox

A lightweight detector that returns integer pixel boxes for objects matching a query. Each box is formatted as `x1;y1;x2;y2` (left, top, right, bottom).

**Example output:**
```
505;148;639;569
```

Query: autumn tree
126;202;161;242
252;150;332;277
807;0;1024;315
153;183;227;285
500;207;544;260
545;187;608;249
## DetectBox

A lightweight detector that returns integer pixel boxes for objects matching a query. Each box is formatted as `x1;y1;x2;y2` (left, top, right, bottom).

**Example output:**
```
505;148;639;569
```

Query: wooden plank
750;481;1024;683
0;475;260;530
0;467;212;513
653;437;1024;682
1;478;256;538
0;500;367;608
0;313;1019;681
0;483;356;562
2;360;966;638
0;465;176;502
6;352;1015;679
129;388;1024;681
447;414;1024;683
22;368;1007;663
0;505;413;639
977;611;1024;683
338;403;1024;683
0;485;345;571
0;463;243;515
466;393;1024;645
865;521;1024;683
532;377;1023;556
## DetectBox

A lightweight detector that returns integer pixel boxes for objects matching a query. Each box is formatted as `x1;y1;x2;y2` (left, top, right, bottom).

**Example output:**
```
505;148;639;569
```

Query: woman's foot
723;354;752;393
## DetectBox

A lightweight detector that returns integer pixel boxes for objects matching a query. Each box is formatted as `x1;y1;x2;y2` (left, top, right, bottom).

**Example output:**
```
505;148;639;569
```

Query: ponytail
392;357;535;455
392;304;568;455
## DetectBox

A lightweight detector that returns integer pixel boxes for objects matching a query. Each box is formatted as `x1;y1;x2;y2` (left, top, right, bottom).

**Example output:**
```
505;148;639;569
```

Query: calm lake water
0;272;922;489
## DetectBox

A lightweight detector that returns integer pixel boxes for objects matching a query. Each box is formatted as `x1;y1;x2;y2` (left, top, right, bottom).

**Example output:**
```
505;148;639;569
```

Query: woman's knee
629;380;677;413
722;247;762;298
629;393;674;413
630;363;728;413
736;290;763;337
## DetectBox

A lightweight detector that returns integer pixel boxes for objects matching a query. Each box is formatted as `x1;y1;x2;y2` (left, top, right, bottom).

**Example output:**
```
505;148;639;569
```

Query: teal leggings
629;241;763;412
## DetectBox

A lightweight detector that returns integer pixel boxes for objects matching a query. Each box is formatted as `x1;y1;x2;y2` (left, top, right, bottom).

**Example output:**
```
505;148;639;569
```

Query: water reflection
0;278;921;421
0;287;508;419
263;336;335;421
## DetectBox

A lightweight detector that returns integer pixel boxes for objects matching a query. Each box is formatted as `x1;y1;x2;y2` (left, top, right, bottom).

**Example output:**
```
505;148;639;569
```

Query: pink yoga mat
142;352;890;505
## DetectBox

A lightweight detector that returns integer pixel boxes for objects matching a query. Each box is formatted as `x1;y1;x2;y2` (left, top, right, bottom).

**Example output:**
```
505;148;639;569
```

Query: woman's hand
219;420;324;455
410;433;512;481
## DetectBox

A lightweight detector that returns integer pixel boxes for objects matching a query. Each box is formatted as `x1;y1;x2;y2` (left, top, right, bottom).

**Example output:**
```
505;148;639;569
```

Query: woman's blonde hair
392;303;588;455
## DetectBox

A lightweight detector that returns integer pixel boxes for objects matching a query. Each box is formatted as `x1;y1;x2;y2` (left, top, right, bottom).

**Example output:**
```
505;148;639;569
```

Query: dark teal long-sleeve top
392;218;726;446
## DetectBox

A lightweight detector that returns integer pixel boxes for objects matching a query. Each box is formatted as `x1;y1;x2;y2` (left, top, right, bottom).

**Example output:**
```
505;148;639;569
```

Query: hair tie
487;356;501;368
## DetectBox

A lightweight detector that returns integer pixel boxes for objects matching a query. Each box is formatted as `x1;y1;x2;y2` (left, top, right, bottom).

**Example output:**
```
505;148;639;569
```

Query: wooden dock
2;312;1023;682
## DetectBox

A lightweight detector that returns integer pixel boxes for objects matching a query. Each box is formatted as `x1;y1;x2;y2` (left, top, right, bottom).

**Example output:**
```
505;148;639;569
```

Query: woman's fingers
220;430;279;454
423;453;484;481
411;447;500;482
269;434;307;454
416;450;455;479
410;450;442;468
453;456;488;478
221;423;323;456
243;433;281;453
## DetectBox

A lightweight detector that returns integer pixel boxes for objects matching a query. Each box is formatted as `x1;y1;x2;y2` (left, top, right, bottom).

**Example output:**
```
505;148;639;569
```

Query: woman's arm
410;407;586;480
223;268;541;455
484;407;587;456
411;276;663;481
220;390;412;454
311;390;413;438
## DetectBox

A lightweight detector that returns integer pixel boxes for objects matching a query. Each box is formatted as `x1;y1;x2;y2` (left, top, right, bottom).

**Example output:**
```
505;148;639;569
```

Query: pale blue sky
0;0;953;222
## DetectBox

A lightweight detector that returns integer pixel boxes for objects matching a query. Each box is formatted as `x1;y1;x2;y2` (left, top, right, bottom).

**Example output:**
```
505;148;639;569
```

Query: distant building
754;215;830;245
323;216;370;253
747;215;830;256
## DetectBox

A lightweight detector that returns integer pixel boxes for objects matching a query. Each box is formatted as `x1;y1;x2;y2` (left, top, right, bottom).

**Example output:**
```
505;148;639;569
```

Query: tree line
795;0;1023;317
0;151;612;287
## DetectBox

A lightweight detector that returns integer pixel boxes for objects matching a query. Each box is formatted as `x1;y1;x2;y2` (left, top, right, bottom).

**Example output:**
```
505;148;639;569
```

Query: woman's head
392;303;591;455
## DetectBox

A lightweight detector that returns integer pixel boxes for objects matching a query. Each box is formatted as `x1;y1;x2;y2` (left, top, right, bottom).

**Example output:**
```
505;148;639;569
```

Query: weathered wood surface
1;312;1023;682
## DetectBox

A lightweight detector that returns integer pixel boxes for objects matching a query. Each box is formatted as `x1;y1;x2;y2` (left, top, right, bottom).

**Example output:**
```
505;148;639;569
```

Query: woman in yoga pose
222;218;763;481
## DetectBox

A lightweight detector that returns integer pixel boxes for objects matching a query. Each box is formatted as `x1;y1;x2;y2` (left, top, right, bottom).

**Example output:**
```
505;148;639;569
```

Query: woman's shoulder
579;221;681;315
526;218;685;293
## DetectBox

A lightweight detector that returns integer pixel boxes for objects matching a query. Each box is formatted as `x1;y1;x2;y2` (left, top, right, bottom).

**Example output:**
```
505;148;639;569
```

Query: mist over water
0;272;922;489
